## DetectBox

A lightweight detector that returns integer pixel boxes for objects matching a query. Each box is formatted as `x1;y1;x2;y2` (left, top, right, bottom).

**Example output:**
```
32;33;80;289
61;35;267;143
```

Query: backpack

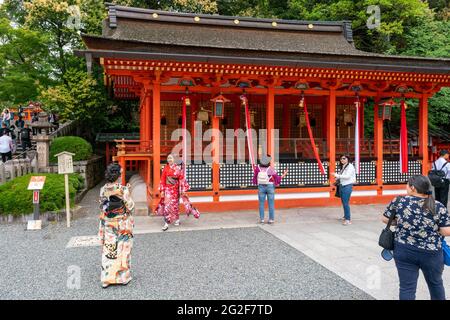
428;161;449;188
257;165;272;185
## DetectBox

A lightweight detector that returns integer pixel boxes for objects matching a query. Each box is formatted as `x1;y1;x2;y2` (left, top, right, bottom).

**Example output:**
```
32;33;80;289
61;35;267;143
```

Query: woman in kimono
159;154;191;231
98;163;135;288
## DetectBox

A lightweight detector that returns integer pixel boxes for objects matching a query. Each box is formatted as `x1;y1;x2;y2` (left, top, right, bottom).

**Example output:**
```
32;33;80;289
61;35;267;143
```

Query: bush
49;136;93;163
0;173;84;216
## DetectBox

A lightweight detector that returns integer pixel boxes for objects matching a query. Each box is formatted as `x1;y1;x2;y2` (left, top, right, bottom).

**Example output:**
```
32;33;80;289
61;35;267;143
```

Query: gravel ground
0;186;373;300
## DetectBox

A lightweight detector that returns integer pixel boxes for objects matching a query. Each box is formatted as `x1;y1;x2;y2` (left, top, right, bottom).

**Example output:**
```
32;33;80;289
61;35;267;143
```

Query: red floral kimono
156;163;200;223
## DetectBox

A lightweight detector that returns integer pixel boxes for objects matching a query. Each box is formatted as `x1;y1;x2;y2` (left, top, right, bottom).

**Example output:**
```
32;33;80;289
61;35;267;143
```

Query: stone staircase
128;174;149;216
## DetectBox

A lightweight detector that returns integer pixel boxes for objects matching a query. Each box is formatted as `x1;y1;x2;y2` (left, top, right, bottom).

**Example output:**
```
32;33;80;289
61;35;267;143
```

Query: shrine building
76;4;450;213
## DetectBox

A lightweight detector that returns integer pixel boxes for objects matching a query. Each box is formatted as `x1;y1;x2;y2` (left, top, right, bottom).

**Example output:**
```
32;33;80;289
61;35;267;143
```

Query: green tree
284;0;432;53
0;17;52;104
38;68;109;126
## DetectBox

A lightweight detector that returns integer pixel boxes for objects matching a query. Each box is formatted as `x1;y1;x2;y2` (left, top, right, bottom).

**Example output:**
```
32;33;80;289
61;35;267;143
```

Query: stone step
129;174;149;216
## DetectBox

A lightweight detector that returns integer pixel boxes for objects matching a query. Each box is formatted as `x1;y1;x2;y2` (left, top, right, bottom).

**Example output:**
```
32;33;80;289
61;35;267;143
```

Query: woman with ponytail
382;175;450;300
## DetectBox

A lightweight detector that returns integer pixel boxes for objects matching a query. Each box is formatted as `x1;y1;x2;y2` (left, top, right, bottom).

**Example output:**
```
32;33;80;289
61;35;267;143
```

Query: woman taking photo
252;155;287;224
382;175;450;300
332;155;356;225
98;163;135;288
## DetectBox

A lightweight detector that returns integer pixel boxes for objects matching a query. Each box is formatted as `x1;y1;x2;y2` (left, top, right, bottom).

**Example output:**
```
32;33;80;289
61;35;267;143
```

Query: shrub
0;173;84;216
49;136;93;163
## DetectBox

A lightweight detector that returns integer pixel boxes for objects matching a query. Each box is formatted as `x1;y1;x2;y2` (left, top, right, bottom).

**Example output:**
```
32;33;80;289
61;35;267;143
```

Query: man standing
0;131;13;163
20;124;32;157
432;150;450;208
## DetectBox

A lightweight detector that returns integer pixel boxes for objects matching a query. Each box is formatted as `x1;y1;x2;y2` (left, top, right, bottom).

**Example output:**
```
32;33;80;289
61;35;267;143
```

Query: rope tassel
400;99;408;173
241;94;256;168
301;95;326;175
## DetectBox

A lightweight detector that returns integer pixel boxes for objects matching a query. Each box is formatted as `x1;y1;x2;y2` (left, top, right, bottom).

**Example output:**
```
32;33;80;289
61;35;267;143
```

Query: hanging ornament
400;99;408;174
197;107;211;122
250;109;256;127
344;108;353;127
299;94;325;175
354;96;361;175
241;93;256;167
297;112;306;128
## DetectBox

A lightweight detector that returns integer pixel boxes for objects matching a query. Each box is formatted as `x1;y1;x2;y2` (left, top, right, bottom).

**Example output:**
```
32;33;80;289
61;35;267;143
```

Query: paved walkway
1;183;448;300
135;204;450;300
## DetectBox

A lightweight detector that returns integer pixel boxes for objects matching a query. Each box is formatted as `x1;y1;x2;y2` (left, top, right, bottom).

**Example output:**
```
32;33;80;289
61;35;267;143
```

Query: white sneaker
162;223;169;231
174;220;180;226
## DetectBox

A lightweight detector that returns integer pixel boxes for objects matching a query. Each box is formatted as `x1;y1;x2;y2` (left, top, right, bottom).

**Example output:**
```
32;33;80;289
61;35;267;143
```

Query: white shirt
0;135;12;153
336;163;356;186
433;157;450;179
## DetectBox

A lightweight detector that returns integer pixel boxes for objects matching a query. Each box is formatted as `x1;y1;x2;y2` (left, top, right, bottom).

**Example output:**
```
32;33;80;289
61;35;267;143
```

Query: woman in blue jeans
252;156;287;224
382;175;450;300
333;155;356;225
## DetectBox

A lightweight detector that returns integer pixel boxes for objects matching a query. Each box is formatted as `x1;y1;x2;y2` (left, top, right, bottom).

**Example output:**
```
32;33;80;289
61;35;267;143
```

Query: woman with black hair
252;155;287;224
382;175;450;300
332;155;356;225
98;163;135;288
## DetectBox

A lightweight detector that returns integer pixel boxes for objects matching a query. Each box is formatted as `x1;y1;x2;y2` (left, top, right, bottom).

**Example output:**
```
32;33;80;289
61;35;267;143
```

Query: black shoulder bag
334;164;348;198
378;196;402;250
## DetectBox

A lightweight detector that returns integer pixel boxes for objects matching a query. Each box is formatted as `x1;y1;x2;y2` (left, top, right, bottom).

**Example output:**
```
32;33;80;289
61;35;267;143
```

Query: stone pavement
0;182;448;300
135;204;450;300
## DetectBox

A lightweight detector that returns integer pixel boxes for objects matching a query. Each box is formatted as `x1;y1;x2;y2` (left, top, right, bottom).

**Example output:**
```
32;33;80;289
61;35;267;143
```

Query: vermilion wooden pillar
419;94;429;174
266;86;275;162
211;86;221;202
374;96;383;194
146;89;152;147
152;80;161;209
327;89;336;187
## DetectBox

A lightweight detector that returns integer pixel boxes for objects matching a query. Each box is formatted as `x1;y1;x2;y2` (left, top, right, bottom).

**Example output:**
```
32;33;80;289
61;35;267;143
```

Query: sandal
342;220;352;226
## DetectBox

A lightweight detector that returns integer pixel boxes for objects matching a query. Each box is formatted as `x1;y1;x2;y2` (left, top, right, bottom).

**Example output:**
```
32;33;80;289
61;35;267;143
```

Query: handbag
378;196;402;250
443;239;450;267
334;181;341;198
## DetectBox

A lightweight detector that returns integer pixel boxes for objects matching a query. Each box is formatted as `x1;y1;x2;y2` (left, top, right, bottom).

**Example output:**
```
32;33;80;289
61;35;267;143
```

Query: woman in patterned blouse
382;175;450;300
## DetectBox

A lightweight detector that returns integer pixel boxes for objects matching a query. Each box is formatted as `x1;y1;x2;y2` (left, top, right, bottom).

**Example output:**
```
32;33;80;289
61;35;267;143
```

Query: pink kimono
157;163;200;223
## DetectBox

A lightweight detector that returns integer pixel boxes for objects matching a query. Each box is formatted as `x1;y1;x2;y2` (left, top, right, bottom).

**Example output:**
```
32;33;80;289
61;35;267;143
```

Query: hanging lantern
197;107;210;122
210;94;230;119
379;99;396;121
297;112;306;128
250;110;256;127
344;108;353;126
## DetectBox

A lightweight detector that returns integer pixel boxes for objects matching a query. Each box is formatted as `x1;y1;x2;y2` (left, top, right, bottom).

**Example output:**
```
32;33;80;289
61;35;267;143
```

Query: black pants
435;179;450;208
21;139;31;151
1;151;12;163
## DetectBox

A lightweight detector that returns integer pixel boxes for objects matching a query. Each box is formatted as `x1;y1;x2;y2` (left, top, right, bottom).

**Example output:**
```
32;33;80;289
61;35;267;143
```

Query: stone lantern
32;112;55;171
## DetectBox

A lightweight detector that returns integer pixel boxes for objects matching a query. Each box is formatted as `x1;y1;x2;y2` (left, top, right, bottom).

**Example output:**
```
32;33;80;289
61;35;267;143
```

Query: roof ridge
106;3;348;27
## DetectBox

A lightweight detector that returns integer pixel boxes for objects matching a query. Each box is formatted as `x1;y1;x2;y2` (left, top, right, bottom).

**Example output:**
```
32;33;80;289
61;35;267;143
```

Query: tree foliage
0;0;448;134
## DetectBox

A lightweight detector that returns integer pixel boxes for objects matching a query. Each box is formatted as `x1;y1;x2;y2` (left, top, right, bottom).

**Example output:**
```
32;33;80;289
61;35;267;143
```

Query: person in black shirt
20;123;32;154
